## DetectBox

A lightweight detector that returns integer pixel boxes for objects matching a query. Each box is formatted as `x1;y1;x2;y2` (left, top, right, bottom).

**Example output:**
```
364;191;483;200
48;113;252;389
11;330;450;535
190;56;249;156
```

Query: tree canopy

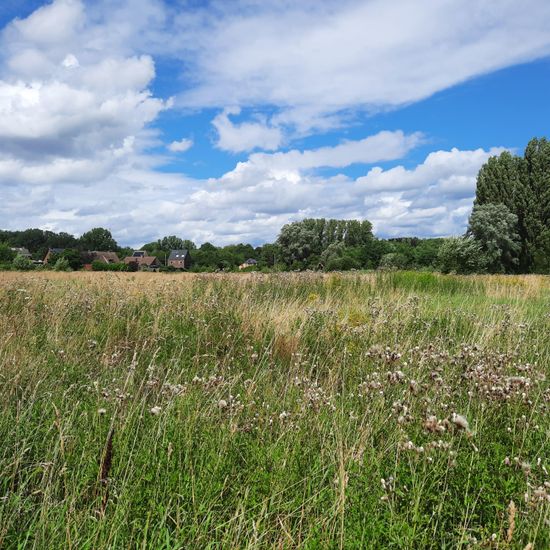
474;137;550;272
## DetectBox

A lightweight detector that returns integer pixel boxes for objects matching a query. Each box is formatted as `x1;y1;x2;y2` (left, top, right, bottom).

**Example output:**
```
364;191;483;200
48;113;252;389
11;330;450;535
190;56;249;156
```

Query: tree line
439;137;550;274
1;137;549;273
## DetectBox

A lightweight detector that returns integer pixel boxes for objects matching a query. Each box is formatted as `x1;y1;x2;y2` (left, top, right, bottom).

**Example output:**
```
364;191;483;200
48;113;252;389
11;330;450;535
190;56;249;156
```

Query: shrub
53;257;72;272
378;252;408;270
13;255;35;271
437;237;488;274
0;243;16;263
325;256;361;271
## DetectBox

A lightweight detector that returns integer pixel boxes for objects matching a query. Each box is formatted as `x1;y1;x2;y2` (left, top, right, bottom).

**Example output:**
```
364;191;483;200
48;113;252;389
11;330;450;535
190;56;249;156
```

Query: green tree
467;203;520;273
0;243;16;263
277;222;318;267
276;218;374;268
53;257;71;272
158;236;185;251
61;249;84;270
13;255;34;271
79;228;118;251
378;252;408;271
474;138;550;272
437;237;488;275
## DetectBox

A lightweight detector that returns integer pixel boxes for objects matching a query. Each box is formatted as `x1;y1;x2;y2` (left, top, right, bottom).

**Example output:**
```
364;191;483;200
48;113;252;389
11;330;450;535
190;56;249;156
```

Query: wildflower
424;415;446;433
150;406;162;415
97;408;107;415
450;413;470;432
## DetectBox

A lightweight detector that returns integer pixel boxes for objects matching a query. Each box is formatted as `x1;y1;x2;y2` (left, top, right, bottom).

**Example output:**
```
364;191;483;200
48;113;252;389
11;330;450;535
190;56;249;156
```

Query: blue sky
0;0;549;246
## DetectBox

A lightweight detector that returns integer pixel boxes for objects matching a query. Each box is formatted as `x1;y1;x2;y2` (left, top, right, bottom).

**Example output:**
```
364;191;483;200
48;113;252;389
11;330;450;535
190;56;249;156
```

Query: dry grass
0;271;549;548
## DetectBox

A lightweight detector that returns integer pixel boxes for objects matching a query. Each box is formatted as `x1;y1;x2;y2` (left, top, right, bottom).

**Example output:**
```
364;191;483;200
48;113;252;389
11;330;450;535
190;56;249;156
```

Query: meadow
0;271;548;549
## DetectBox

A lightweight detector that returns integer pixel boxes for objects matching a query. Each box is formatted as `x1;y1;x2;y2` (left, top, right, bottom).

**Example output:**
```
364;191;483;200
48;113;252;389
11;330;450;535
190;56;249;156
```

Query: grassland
0;271;549;549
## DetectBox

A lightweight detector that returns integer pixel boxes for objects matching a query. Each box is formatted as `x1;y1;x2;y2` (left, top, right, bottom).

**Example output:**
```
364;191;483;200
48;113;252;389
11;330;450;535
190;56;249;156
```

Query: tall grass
0;271;549;548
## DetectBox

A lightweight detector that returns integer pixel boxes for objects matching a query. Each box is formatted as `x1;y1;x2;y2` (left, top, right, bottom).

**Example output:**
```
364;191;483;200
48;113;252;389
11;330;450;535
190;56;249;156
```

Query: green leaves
474;137;550;273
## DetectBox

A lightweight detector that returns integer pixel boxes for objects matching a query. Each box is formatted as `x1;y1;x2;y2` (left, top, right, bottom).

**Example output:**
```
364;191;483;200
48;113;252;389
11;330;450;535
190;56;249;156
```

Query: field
0;271;549;549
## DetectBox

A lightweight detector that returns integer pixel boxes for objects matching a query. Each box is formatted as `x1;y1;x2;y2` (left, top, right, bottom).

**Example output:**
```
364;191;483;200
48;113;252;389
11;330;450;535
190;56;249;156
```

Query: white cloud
175;0;550;131
212;107;283;152
0;0;540;246
242;130;423;173
62;53;80;69
0;0;168;173
1;133;502;246
168;138;193;152
10;0;85;46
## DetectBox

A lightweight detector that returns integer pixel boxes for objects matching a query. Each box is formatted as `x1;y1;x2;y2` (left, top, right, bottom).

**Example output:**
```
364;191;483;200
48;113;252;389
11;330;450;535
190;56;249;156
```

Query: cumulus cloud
168;138;193;153
1;137;503;246
0;0;536;245
212;107;283;152
0;0;169;178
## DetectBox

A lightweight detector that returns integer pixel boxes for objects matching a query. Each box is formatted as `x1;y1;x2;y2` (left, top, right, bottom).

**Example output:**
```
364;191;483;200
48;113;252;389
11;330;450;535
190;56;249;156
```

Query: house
81;251;120;269
167;249;191;270
123;255;161;270
10;247;31;258
43;248;66;264
239;258;258;270
132;250;147;257
88;251;120;264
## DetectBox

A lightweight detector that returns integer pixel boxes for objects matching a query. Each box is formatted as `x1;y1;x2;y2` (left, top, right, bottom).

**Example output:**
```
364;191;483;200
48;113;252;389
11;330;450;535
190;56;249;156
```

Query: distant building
132;251;147;257
82;251;120;269
10;247;31;258
43;248;66;264
167;249;191;270
123;255;161;270
88;251;120;264
44;248;120;267
239;258;258;270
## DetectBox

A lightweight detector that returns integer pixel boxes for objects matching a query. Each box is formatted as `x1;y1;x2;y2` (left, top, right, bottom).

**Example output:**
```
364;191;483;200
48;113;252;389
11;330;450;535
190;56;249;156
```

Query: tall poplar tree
473;137;550;273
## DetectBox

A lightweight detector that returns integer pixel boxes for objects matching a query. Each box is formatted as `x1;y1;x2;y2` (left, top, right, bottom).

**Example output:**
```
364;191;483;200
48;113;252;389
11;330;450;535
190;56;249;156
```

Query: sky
0;0;549;246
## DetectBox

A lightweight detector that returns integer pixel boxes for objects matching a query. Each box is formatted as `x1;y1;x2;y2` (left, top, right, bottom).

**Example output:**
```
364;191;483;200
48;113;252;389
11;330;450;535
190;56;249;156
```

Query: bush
0;243;16;263
378;252;408;271
437;237;488;274
13;255;35;271
53;257;72;272
325;256;361;271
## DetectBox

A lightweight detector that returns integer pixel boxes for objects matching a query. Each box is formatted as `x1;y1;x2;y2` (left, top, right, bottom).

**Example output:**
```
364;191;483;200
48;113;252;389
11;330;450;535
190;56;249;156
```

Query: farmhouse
10;247;31;258
43;248;66;264
87;251;120;264
239;258;258;270
167;249;191;270
123;254;161;270
44;248;120;266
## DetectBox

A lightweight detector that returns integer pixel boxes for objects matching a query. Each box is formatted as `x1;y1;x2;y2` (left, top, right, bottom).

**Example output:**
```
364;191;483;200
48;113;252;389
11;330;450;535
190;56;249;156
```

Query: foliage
0;272;548;548
61;248;84;270
0;243;16;263
437;237;488;274
53;257;72;271
79;227;118;251
12;254;35;270
0;228;79;259
277;218;374;268
378;252;409;271
474;137;550;272
467;203;520;273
